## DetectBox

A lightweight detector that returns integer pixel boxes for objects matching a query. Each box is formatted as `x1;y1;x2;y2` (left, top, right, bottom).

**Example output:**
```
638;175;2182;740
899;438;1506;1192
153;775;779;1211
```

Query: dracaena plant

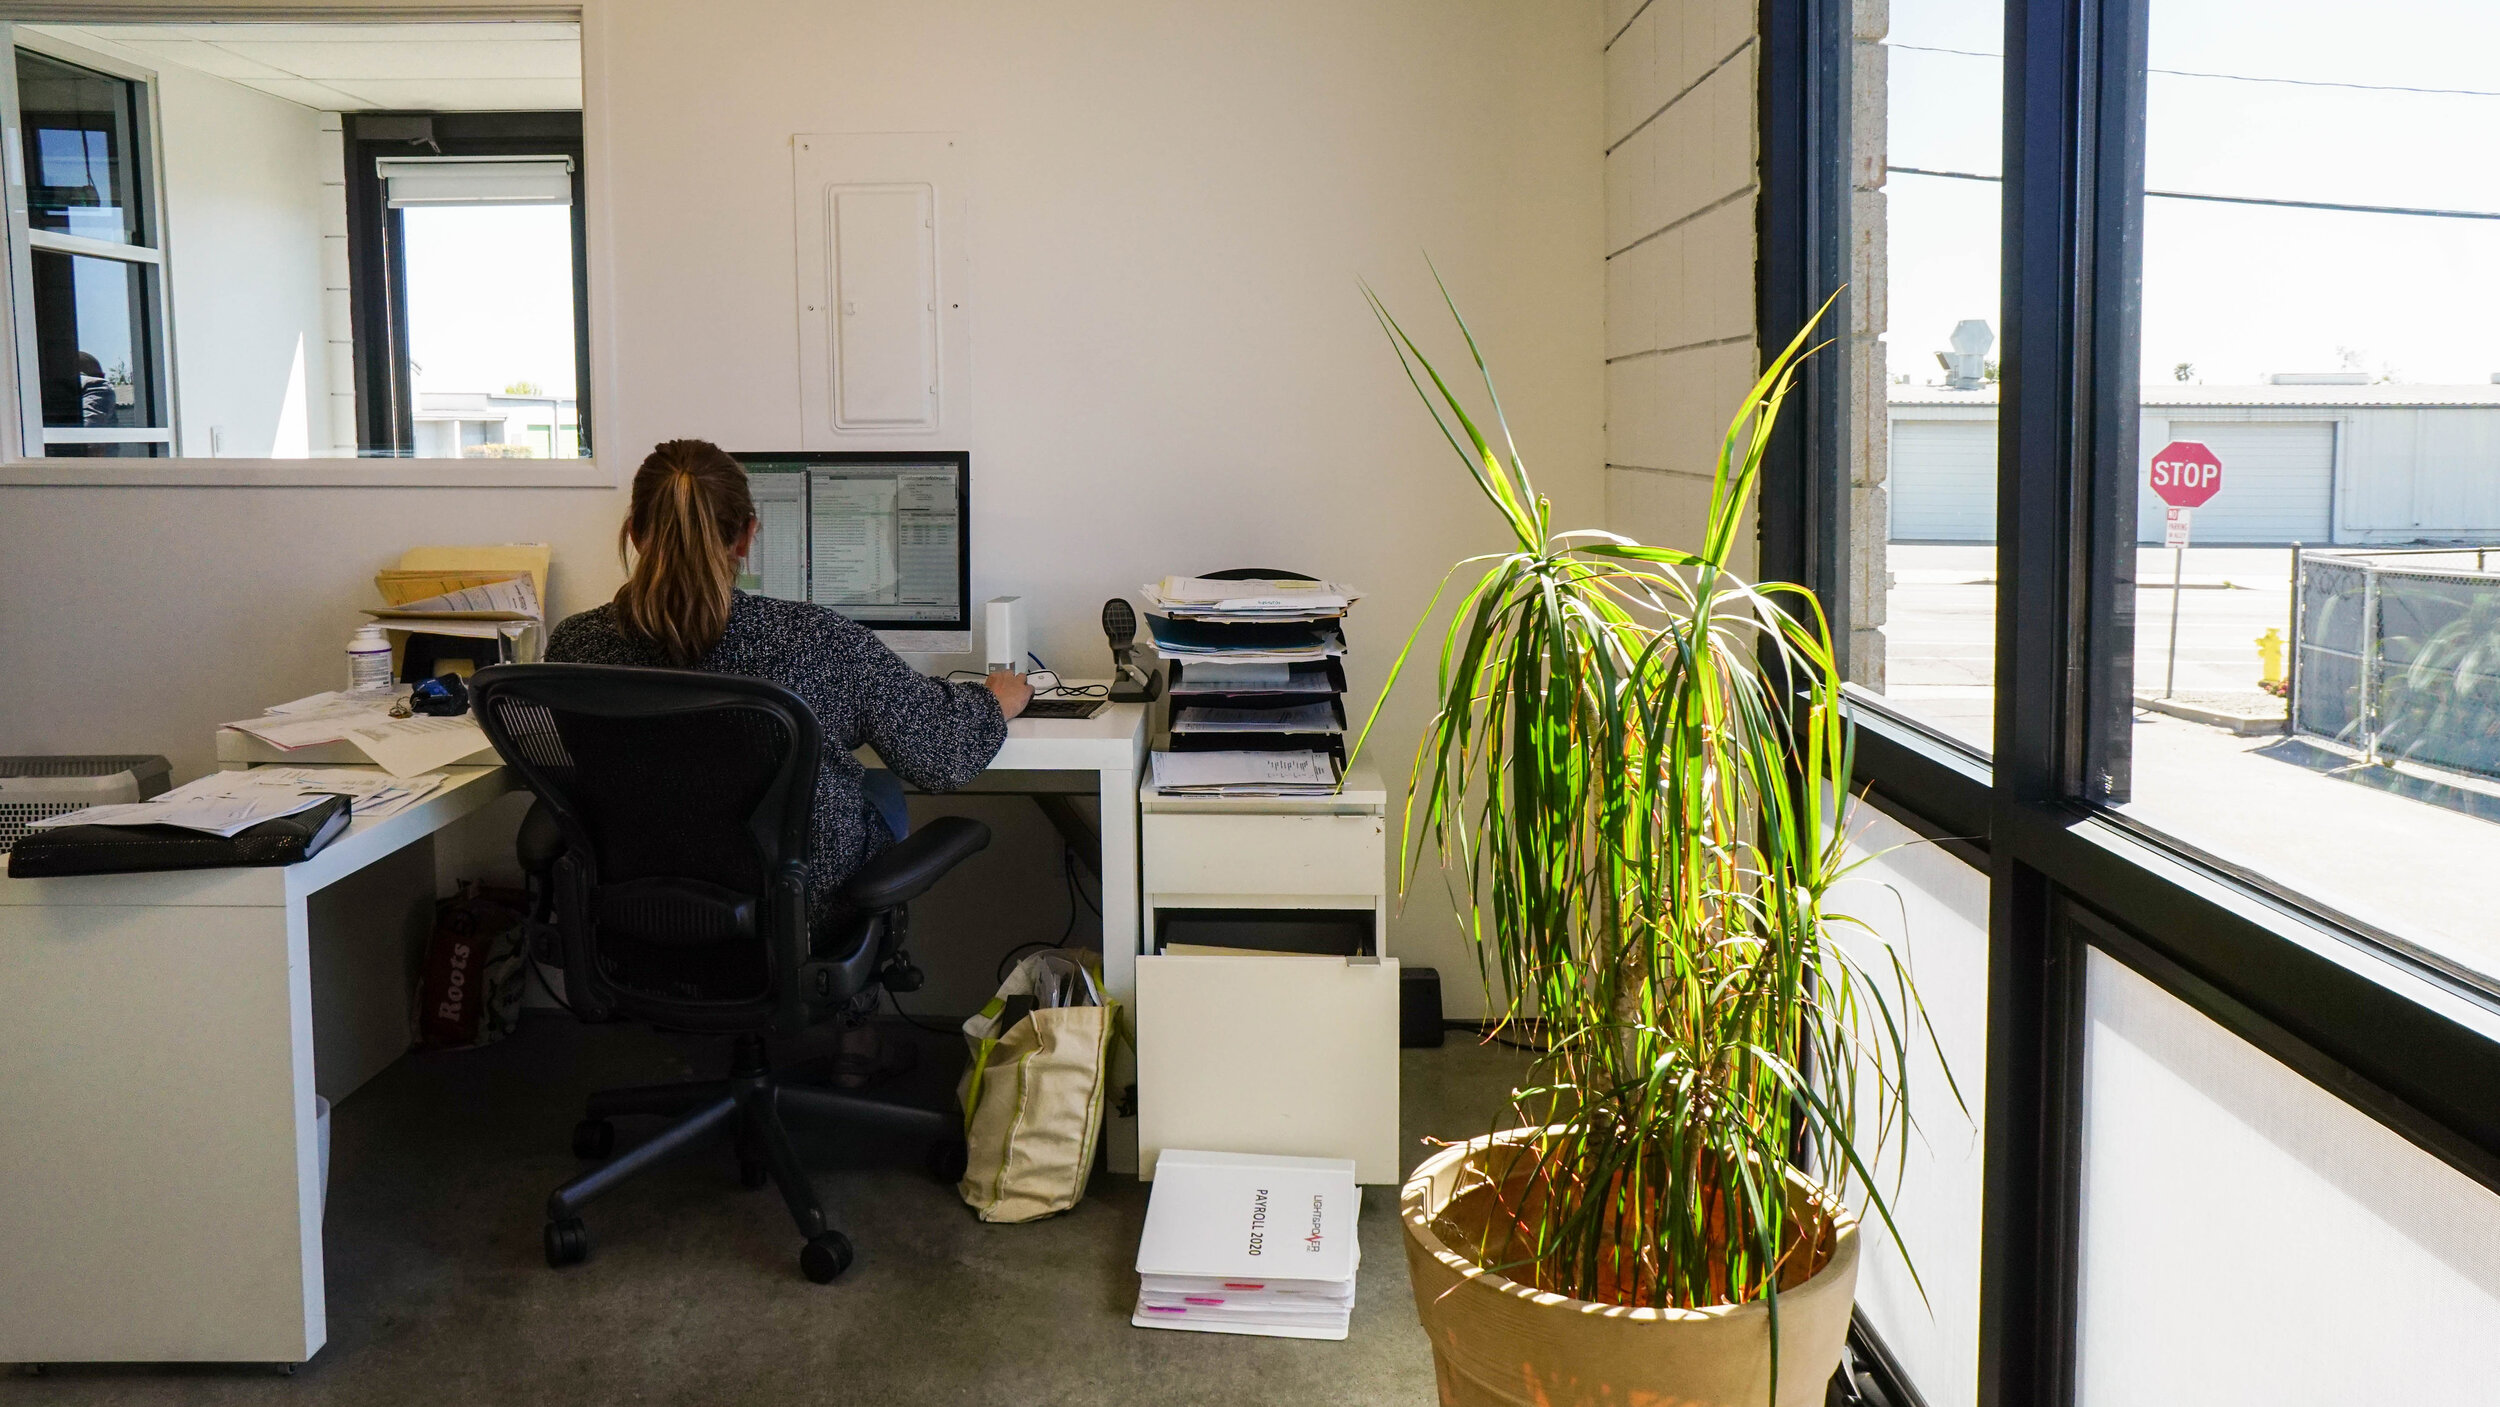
1354;277;1948;1355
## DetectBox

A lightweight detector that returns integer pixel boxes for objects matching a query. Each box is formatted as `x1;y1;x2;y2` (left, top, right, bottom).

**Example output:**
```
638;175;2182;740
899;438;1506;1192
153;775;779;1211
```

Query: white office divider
1830;802;1989;1407
2075;950;2500;1404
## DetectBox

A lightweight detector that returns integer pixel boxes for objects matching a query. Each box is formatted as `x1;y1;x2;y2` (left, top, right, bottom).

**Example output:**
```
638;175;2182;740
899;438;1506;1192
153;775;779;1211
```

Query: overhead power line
1887;164;2500;222
1890;42;2500;99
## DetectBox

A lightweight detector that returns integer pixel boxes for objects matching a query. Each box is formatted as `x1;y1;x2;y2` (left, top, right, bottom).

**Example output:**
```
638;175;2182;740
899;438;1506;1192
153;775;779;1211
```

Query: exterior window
11;47;170;457
347;115;590;459
1846;0;2005;754
2107;0;2500;989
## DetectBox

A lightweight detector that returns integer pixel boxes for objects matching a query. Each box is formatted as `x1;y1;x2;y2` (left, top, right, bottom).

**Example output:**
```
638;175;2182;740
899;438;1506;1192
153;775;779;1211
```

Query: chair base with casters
544;1031;967;1282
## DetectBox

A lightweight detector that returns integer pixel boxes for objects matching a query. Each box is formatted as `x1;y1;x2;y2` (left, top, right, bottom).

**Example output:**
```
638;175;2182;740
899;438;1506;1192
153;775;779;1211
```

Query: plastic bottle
347;625;395;693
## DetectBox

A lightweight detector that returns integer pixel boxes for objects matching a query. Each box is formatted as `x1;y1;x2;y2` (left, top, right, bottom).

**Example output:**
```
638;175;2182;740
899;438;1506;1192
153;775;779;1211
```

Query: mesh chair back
471;665;821;1028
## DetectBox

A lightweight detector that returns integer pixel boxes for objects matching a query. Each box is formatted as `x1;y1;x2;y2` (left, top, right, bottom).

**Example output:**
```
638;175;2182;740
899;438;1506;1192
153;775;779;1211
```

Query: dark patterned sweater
544;592;1006;908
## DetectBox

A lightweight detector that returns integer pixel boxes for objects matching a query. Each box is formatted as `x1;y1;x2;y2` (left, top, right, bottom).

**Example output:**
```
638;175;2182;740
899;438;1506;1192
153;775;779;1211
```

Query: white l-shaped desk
0;699;1147;1365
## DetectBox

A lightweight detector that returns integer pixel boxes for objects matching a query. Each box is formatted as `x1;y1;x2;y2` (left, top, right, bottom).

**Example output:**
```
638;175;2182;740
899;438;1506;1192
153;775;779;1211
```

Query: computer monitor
733;451;972;653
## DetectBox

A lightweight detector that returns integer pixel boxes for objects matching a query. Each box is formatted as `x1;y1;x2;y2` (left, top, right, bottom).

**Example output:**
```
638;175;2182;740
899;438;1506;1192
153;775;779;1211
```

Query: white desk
0;766;513;1365
2;698;1149;1367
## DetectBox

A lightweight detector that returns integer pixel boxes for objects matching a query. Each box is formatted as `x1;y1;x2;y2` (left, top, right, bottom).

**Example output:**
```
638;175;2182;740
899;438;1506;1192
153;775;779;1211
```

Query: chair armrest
837;816;991;912
516;797;565;877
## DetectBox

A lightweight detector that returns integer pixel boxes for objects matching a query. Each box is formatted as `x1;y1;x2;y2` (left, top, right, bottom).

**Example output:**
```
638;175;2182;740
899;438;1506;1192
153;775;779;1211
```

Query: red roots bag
416;882;529;1049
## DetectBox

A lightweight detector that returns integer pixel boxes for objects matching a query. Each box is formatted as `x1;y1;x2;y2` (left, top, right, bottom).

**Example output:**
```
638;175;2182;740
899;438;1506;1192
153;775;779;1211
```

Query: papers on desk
26;767;446;836
1167;661;1339;696
1133;1149;1360;1340
226;693;491;778
1168;701;1341;735
367;572;540;621
1144;577;1361;621
1144;615;1346;665
1151;749;1338;796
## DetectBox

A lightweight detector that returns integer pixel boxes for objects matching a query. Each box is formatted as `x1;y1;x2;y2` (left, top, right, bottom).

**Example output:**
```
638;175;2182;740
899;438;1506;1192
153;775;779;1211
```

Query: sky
1884;0;2500;386
400;203;578;400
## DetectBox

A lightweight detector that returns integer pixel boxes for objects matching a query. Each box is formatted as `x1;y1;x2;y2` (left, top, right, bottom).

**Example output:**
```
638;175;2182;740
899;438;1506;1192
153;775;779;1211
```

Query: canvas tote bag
956;949;1118;1223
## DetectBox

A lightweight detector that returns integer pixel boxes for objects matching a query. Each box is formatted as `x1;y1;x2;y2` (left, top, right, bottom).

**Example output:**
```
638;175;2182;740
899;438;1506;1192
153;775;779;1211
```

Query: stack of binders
1133;1149;1361;1340
1144;575;1359;780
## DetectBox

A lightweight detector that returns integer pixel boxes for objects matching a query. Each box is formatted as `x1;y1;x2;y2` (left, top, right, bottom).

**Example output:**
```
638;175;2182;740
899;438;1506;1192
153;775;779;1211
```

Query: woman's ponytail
613;439;754;665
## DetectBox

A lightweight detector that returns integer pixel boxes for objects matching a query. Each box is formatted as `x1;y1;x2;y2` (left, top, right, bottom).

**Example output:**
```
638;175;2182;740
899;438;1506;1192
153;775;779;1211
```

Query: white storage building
1888;382;2500;545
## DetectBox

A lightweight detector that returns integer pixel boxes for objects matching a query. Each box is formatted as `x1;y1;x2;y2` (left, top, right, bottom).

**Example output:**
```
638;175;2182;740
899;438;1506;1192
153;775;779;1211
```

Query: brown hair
613;439;755;666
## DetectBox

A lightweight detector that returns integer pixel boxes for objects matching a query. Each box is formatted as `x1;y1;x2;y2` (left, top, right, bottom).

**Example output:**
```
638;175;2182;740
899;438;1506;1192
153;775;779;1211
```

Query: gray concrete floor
3;1017;1532;1407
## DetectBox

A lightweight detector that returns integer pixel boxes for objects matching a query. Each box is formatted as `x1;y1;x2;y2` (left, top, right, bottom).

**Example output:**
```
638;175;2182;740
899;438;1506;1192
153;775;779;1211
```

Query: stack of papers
26;766;444;837
1134;1149;1360;1340
1145;615;1347;666
1144;577;1362;622
1150;750;1339;796
368;543;551;643
1168;701;1342;735
225;692;490;778
1168;661;1339;696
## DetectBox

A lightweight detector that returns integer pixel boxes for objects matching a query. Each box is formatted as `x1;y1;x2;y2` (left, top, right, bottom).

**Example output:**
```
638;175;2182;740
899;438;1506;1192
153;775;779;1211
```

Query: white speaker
984;595;1025;674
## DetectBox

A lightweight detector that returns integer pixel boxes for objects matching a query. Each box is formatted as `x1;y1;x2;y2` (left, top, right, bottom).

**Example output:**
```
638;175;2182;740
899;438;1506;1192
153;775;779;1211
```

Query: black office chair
470;663;989;1283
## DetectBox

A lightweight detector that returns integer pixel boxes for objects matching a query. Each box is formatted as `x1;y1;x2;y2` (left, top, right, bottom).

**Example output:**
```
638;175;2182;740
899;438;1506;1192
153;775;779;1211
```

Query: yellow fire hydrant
2256;627;2286;689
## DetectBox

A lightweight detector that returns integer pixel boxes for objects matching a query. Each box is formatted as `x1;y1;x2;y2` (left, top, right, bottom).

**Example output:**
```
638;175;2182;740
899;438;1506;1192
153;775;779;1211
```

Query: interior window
14;47;168;457
3;21;584;462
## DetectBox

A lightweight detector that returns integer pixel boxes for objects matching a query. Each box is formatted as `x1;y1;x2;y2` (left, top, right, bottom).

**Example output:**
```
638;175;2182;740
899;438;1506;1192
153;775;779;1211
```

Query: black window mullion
1979;0;2101;1403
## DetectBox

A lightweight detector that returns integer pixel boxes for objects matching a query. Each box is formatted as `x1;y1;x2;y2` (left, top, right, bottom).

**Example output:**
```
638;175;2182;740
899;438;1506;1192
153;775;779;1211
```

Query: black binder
7;795;354;878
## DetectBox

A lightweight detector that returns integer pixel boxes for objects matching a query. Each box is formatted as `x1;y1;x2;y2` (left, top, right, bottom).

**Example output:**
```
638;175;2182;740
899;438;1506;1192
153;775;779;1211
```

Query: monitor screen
733;451;969;635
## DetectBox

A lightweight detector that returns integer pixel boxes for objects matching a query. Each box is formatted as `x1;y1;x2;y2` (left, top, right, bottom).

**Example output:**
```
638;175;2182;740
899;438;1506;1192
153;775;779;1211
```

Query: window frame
342;109;591;461
2;30;178;459
0;9;613;489
1758;0;2500;1402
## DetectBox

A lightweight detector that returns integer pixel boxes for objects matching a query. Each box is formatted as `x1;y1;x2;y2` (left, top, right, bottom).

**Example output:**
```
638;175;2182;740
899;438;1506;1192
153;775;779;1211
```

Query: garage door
1889;419;1998;542
2140;421;2332;544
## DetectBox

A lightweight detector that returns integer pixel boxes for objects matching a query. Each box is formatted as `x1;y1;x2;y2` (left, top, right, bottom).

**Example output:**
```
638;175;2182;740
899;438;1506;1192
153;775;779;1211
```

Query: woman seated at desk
545;438;1030;907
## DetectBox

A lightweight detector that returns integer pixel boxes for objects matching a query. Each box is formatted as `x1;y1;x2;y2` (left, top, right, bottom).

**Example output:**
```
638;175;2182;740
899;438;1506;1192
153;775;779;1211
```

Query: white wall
138;44;335;457
0;0;1606;1018
1602;0;1759;566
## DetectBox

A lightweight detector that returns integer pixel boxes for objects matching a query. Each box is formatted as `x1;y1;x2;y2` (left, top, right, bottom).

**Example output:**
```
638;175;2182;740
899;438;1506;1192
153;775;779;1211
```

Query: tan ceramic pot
1401;1130;1861;1407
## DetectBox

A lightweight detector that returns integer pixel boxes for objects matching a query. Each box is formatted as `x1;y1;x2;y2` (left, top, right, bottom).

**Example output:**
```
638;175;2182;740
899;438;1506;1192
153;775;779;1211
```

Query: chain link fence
2293;548;2500;779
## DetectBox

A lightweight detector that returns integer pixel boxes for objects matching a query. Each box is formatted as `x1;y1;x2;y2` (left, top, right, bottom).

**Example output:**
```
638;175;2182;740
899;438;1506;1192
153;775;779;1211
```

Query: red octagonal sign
2149;440;2224;508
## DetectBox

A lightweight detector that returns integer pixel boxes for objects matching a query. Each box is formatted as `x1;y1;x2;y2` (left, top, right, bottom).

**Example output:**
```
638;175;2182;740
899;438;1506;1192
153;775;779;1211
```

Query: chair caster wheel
544;1217;590;1268
927;1136;968;1185
799;1231;853;1284
571;1119;615;1160
274;1363;299;1377
738;1156;769;1190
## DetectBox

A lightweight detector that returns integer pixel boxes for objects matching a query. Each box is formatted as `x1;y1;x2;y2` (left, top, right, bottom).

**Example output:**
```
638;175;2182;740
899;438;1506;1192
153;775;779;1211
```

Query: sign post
2149;441;2224;699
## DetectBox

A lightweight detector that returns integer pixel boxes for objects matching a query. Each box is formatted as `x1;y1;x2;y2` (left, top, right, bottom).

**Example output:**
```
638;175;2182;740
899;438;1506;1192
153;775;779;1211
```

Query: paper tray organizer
1161;658;1349;768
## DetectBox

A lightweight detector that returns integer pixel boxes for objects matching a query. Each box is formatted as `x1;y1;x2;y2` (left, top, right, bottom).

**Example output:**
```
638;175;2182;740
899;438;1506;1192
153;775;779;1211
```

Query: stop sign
2149;440;2223;508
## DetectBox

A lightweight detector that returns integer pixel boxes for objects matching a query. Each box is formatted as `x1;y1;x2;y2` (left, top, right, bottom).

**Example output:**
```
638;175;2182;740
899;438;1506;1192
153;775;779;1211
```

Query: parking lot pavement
1867;543;2500;986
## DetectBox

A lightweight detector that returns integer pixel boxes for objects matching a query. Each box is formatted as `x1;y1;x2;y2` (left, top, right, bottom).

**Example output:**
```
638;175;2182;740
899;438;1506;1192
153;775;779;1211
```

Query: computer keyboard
1022;697;1108;720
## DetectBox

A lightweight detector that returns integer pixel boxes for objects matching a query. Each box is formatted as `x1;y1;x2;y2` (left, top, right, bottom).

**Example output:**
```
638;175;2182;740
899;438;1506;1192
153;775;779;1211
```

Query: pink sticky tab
1183;1297;1223;1305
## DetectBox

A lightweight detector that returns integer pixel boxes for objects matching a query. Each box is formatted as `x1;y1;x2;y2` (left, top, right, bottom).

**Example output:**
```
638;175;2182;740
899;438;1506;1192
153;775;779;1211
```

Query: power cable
1887;164;2500;222
1890;43;2500;99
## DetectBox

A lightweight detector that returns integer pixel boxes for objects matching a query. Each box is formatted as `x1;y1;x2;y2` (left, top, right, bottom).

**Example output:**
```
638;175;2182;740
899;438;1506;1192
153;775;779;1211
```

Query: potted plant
1356;282;1941;1407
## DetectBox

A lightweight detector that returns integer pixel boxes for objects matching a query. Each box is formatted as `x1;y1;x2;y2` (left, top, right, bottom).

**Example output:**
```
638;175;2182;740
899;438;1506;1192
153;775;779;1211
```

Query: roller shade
376;156;573;208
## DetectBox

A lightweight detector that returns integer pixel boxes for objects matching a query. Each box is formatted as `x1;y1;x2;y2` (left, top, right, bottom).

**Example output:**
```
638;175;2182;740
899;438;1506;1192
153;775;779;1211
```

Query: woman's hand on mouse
986;668;1033;720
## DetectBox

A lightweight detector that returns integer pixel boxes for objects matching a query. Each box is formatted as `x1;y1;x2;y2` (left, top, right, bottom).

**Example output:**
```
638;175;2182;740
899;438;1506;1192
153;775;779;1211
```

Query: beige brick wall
1602;0;1759;569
